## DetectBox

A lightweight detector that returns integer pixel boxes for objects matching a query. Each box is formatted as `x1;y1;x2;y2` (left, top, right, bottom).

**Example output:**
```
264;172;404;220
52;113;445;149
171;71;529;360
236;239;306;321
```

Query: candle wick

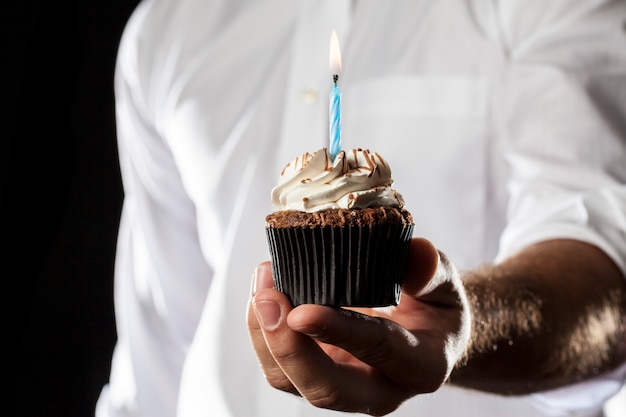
333;74;339;85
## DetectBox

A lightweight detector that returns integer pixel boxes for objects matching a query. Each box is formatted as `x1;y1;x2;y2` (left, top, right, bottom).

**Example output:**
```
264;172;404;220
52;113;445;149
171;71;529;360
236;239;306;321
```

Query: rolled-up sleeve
495;0;626;277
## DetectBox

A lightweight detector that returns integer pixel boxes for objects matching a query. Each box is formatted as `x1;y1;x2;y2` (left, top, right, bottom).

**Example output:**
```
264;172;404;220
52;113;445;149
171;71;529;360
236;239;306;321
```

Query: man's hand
247;238;470;416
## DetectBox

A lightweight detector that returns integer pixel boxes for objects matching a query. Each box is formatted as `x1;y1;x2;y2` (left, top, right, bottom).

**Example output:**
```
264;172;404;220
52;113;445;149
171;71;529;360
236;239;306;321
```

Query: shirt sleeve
493;0;626;414
98;2;214;415
495;0;626;275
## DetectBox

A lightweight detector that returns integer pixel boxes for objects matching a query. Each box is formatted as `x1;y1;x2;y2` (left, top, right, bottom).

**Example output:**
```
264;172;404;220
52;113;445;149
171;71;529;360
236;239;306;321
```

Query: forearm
450;239;626;395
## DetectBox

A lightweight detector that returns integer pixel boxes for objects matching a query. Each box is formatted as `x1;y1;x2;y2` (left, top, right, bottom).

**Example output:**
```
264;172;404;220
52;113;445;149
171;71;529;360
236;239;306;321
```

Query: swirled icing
271;148;405;212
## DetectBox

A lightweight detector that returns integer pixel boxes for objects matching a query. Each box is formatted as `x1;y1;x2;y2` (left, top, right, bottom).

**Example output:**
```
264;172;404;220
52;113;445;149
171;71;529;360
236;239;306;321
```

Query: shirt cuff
528;362;626;416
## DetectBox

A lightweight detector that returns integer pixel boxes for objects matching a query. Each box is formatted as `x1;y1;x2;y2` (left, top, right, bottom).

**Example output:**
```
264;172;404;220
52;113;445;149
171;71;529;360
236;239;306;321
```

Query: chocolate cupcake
266;148;414;307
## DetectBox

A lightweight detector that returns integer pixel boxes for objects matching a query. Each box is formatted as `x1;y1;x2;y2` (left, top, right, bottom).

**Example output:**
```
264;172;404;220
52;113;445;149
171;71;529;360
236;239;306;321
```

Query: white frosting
271;148;405;212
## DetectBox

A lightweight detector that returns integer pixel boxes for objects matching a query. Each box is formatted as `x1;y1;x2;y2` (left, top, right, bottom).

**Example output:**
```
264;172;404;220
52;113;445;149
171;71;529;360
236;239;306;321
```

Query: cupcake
266;148;414;307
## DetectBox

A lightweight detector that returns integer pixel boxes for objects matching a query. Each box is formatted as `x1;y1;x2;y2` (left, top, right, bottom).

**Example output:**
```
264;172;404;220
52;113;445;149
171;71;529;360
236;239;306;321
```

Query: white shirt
97;0;626;416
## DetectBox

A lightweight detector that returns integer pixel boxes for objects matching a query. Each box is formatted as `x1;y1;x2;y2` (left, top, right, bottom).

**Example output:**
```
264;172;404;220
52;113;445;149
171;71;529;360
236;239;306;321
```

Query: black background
4;1;141;415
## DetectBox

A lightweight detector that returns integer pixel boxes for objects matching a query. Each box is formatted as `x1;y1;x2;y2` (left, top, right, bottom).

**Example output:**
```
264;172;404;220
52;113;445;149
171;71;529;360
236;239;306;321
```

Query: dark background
3;1;141;415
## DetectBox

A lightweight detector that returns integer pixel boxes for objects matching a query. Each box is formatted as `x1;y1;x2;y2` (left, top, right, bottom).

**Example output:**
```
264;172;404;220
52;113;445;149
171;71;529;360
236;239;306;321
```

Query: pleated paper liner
266;223;414;307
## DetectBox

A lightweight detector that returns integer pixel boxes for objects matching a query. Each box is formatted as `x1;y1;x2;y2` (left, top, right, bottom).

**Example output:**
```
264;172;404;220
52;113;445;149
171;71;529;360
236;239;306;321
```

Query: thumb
401;238;440;297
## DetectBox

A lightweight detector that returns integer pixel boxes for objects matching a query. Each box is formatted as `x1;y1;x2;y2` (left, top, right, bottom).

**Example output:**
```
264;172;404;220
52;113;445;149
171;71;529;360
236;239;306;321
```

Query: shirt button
300;88;319;104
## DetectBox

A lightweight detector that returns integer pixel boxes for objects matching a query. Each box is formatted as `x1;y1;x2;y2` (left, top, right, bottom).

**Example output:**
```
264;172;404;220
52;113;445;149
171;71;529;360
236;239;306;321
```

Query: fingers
247;264;408;415
248;263;346;399
247;263;298;395
288;305;448;394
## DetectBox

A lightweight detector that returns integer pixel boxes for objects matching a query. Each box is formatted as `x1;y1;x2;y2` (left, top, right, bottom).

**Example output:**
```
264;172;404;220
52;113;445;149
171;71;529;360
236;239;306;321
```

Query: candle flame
329;30;342;76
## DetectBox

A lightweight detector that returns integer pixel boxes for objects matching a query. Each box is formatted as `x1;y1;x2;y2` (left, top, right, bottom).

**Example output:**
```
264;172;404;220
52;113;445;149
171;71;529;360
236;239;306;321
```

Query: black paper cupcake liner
266;223;414;307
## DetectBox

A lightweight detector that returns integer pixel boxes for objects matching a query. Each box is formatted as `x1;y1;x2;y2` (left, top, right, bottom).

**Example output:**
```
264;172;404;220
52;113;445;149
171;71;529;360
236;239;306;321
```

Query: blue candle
329;76;341;160
329;30;342;160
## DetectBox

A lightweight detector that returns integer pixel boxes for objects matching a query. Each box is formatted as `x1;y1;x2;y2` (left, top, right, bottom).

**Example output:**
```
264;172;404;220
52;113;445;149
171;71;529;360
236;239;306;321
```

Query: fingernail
252;264;274;296
254;300;281;331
